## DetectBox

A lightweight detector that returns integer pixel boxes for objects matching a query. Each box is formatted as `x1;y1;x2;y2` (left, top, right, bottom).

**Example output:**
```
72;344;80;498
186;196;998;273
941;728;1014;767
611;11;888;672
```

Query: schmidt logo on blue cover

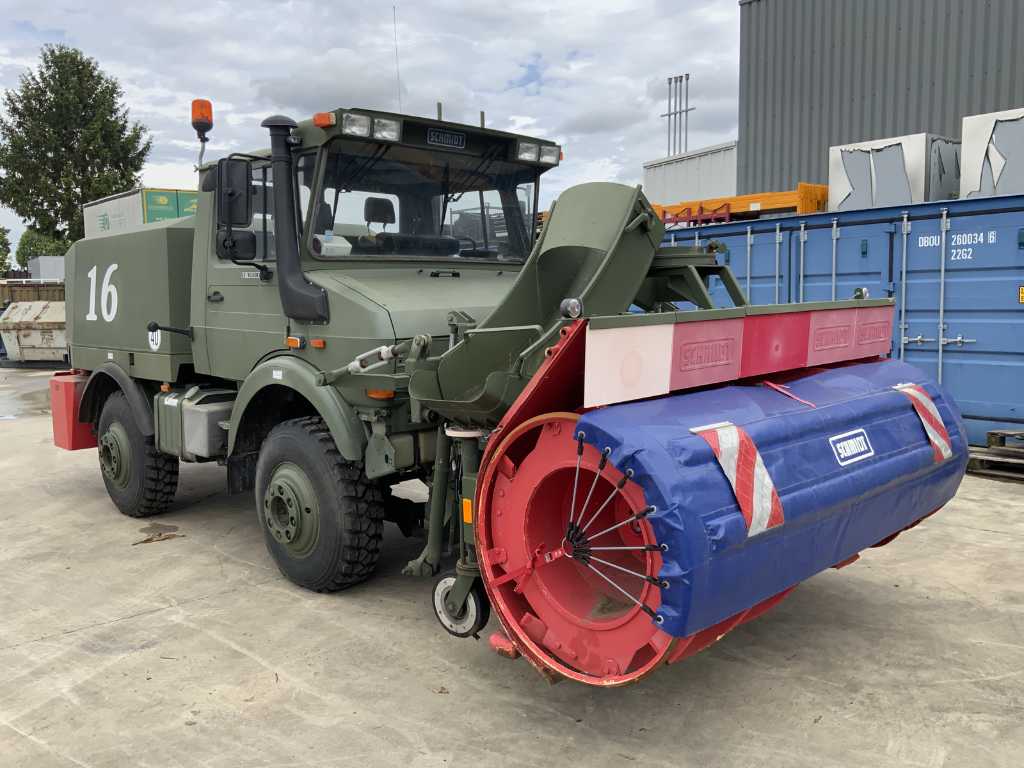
829;428;875;466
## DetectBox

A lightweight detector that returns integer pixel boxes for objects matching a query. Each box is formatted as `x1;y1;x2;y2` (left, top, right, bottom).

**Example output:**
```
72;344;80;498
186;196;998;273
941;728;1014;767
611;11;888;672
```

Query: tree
15;227;66;269
0;45;150;243
0;227;10;272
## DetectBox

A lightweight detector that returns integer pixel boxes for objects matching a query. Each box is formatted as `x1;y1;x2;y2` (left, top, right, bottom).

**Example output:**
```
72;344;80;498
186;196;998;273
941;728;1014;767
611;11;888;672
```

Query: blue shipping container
666;195;1024;447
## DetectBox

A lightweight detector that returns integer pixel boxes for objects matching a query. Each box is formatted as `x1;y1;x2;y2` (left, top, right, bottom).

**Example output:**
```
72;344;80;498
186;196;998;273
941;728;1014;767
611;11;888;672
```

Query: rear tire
255;416;384;591
97;391;179;517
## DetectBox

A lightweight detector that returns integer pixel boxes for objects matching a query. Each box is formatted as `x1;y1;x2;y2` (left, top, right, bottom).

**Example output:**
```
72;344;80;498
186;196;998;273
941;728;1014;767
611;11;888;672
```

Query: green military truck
61;103;560;606
55;102;958;687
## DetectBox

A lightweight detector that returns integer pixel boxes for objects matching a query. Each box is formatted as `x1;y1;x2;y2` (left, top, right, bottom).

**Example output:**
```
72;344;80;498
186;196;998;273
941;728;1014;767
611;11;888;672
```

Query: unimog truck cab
62;103;561;594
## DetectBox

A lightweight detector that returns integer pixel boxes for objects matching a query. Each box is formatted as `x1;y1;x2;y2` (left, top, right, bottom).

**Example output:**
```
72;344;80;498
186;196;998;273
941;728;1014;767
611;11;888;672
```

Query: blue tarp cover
577;359;967;638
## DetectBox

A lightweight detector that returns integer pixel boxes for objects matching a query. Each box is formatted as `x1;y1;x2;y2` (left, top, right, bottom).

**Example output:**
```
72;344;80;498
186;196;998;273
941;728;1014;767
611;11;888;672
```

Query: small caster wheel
432;572;490;638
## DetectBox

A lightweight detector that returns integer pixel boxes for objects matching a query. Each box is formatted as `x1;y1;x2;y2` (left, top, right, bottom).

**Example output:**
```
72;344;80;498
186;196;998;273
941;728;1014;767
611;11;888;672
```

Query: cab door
204;163;287;381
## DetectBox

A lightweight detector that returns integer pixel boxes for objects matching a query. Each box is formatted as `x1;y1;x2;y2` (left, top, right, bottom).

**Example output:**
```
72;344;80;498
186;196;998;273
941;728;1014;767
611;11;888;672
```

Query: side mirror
216;158;252;228
216;229;257;261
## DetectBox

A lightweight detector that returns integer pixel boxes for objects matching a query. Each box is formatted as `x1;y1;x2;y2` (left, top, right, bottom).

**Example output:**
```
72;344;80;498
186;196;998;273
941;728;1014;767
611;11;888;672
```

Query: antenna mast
661;73;695;156
393;6;403;112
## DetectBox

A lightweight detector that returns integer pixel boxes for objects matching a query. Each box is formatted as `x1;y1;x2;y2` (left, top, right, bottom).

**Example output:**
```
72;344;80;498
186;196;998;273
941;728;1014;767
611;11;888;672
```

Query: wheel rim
476;413;674;685
433;576;479;635
263;462;320;557
99;422;132;488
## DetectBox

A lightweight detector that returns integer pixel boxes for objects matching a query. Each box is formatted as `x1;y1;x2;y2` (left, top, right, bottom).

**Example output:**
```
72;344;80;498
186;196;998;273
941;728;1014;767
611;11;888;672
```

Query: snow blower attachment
406;182;967;686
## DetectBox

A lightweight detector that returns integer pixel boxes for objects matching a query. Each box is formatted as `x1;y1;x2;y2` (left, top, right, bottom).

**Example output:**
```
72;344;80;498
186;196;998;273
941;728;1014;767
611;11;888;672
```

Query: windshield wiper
439;145;505;241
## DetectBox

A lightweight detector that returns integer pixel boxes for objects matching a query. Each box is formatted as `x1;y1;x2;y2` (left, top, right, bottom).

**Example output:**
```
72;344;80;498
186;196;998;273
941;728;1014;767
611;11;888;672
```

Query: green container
177;191;199;218
143;189;183;222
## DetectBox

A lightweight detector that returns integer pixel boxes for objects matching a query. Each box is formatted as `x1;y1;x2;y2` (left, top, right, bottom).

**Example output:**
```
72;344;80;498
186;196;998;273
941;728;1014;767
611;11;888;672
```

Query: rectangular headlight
539;145;560;165
372;118;402;142
341;112;371;137
516;141;539;162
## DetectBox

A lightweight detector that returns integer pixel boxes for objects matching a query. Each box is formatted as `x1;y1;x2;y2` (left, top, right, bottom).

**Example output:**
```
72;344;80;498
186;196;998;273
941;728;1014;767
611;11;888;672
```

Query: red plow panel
585;304;894;408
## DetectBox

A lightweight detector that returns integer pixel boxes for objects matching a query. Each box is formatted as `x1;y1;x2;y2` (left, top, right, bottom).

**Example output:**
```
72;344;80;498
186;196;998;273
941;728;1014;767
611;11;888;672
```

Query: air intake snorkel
261;115;329;323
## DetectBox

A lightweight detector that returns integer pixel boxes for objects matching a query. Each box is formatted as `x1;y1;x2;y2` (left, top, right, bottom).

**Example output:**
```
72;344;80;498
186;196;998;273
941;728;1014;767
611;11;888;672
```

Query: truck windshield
300;139;538;261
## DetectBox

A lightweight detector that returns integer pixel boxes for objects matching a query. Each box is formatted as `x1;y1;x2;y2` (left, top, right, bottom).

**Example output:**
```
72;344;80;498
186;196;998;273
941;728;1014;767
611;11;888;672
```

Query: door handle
207;290;224;303
941;334;976;346
902;334;936;345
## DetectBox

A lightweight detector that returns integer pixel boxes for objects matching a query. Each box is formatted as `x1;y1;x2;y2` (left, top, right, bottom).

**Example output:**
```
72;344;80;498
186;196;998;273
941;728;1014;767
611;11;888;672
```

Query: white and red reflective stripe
894;383;953;462
691;421;784;537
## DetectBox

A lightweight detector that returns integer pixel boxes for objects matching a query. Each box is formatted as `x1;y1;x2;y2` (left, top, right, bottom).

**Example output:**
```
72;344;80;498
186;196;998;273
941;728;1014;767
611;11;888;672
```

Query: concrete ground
1;366;1022;768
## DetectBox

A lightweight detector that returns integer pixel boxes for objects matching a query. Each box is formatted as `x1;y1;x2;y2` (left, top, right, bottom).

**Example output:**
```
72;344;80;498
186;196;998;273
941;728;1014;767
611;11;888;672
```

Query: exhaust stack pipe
261;115;329;323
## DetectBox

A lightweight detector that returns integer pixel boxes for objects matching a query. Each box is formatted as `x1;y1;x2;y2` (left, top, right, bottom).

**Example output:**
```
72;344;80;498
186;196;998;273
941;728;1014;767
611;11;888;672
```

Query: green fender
227;355;367;461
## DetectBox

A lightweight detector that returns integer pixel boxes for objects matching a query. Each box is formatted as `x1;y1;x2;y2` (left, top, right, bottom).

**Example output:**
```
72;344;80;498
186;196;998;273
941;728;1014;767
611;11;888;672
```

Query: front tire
255;416;384;591
97;391;179;517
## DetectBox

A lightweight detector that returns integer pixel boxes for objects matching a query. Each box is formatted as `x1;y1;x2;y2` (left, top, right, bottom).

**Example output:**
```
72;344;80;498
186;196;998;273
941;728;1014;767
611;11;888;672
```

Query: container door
796;218;893;304
898;213;944;387
905;206;1024;446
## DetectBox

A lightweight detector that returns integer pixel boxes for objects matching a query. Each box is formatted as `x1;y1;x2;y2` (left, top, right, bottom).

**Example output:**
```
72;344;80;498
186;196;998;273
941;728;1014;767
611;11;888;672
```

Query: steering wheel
457;236;479;252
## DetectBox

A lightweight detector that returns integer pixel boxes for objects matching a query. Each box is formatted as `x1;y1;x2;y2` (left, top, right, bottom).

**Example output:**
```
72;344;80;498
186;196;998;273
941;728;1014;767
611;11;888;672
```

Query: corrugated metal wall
642;141;738;204
737;0;1024;193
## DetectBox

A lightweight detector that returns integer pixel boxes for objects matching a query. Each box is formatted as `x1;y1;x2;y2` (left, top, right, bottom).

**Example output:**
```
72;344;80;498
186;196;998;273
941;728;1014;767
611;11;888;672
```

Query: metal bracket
773;223;782;304
744;226;753;298
898;212;911;360
447;310;476;348
364;420;396;479
830;218;840;301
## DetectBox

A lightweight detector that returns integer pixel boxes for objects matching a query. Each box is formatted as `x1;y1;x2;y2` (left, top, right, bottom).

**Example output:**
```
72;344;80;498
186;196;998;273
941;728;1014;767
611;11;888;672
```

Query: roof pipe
261;115;329;323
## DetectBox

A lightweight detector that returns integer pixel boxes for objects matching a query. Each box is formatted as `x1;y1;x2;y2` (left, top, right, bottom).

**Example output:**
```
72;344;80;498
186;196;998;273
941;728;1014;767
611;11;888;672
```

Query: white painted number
100;264;119;321
85;263;119;322
85;265;98;320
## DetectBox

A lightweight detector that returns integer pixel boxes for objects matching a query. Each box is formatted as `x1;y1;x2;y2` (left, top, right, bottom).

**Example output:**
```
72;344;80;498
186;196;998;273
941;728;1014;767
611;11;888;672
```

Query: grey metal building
737;0;1024;193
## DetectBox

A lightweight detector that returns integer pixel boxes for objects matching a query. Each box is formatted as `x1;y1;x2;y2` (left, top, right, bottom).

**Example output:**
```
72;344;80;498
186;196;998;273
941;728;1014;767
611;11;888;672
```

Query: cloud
0;0;740;249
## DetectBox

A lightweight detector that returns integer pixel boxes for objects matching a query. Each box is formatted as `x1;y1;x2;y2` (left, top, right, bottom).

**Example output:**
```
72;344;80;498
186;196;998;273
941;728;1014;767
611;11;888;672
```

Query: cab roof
293;106;559;150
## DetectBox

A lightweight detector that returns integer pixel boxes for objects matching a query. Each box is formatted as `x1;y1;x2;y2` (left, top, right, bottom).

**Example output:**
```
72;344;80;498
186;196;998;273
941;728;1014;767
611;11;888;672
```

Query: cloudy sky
0;1;740;249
